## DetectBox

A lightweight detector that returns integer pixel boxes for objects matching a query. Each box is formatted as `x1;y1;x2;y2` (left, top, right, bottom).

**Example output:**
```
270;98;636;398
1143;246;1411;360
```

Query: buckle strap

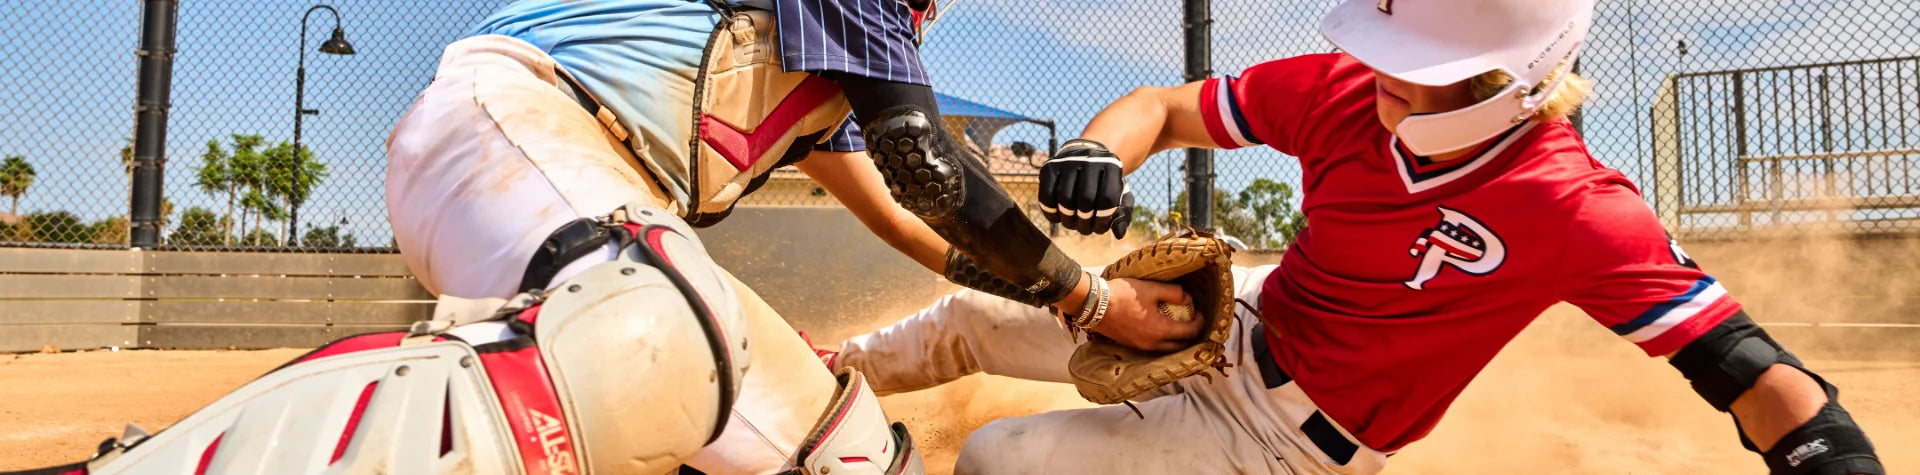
518;218;613;294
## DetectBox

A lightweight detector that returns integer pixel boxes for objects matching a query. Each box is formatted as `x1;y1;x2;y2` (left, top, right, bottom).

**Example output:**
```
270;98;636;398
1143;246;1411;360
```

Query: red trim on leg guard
194;433;224;475
331;381;380;464
480;345;579;475
287;332;406;366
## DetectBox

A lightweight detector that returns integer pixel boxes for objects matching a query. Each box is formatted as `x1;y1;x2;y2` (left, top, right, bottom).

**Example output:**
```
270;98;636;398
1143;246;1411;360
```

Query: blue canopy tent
934;92;1056;169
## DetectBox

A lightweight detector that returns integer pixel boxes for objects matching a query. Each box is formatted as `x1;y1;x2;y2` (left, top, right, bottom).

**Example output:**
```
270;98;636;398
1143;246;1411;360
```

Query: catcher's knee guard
52;203;749;475
791;369;926;475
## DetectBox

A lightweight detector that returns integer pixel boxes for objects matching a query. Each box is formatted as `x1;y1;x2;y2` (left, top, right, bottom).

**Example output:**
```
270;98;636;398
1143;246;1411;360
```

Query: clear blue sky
2;0;1914;244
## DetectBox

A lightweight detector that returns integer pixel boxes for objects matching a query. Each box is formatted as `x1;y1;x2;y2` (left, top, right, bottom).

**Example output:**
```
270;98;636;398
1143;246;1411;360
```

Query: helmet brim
1318;1;1505;87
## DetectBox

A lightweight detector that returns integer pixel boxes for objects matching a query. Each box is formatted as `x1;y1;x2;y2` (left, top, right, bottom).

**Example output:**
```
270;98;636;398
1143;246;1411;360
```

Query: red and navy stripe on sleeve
1199;76;1264;149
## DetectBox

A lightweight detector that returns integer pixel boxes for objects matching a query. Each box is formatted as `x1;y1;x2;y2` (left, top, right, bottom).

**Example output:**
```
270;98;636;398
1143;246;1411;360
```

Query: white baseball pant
832;265;1392;475
385;35;841;474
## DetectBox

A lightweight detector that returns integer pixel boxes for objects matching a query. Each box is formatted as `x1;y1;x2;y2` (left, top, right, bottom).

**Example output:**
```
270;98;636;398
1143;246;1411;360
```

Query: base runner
819;1;1886;474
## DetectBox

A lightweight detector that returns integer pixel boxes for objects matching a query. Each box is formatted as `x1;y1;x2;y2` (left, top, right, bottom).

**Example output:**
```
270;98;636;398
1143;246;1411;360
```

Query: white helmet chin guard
1320;0;1594;156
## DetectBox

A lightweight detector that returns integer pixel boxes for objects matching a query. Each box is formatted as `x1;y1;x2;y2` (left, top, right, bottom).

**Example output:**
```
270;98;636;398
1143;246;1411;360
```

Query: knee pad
793;369;927;475
864;108;966;221
538;201;751;449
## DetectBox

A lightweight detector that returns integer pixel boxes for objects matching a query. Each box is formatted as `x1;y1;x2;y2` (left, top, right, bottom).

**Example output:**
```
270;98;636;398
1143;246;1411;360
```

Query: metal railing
1663;56;1920;235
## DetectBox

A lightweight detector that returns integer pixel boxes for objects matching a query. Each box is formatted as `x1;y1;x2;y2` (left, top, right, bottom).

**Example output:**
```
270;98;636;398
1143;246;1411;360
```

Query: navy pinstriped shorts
766;0;931;151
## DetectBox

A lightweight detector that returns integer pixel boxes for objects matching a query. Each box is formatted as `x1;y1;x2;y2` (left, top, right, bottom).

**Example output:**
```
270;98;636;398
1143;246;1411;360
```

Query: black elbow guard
1671;311;1883;474
1669;311;1804;412
864;107;1083;304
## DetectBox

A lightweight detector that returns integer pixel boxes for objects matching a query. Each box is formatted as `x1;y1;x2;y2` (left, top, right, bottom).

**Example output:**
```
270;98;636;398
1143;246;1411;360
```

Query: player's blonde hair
1468;65;1592;120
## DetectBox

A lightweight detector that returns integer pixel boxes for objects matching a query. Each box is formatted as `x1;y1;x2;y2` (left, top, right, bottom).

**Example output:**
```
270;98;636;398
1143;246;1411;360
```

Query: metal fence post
130;0;179;249
1733;72;1750;227
1183;0;1214;231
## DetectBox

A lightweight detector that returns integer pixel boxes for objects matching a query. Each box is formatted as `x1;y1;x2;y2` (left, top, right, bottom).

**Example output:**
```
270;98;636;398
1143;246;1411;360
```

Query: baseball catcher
817;0;1885;473
14;0;1202;473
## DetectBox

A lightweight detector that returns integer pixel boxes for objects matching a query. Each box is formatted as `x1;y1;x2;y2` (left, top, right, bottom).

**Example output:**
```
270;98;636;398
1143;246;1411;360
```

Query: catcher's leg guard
76;337;522;475
790;369;926;475
52;203;748;475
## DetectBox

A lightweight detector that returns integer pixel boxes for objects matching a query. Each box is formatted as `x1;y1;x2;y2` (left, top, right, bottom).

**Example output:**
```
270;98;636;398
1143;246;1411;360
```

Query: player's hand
1090;278;1199;352
1039;139;1135;238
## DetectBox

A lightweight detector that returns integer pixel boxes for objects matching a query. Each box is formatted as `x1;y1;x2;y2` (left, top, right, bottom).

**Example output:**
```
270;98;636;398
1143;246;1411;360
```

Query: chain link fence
0;0;1914;251
1202;0;1920;247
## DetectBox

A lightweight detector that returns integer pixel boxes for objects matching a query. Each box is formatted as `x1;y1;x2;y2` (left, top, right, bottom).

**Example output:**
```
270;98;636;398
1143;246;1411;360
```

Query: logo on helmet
1405;206;1505;290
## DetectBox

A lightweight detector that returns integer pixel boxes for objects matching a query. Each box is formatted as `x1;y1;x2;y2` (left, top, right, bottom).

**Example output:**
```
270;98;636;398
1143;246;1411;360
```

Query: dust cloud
826;233;1920;474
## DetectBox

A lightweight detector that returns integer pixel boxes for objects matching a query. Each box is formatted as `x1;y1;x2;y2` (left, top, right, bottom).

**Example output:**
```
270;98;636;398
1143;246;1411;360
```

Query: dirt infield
4;236;1916;472
2;312;1915;473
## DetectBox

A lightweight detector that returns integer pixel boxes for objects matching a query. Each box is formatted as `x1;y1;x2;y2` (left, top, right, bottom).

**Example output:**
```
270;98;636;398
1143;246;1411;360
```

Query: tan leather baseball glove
1068;229;1238;405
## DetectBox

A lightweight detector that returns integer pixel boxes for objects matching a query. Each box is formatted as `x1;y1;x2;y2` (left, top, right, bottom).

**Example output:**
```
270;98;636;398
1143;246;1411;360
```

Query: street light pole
291;4;354;246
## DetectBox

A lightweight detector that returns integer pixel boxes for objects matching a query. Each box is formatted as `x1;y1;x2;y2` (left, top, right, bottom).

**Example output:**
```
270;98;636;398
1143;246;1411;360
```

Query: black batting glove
1039;139;1134;238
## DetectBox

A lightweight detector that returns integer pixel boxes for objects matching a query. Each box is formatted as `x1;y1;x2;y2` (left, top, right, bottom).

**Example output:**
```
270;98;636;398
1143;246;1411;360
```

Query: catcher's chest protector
68;220;749;475
680;8;853;226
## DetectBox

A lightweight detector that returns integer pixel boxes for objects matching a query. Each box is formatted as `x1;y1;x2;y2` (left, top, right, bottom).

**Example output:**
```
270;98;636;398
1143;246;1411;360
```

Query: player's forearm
1730;364;1831;451
1081;87;1177;173
1081;84;1215;175
800;150;949;273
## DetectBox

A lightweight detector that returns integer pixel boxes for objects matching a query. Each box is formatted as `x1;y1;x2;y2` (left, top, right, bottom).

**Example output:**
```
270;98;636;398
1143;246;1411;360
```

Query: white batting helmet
1320;0;1594;156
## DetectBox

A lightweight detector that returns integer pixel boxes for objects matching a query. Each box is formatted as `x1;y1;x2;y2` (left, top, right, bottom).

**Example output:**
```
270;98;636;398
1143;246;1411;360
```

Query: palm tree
228;135;269;238
195;140;234;244
263;141;326;242
0;155;35;216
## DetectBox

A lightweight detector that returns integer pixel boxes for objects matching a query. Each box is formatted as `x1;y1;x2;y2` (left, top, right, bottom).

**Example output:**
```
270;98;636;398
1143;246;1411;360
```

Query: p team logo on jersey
1405;206;1506;290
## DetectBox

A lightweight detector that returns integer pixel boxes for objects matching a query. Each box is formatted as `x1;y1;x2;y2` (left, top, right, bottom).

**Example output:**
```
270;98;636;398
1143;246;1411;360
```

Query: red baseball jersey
1198;53;1741;452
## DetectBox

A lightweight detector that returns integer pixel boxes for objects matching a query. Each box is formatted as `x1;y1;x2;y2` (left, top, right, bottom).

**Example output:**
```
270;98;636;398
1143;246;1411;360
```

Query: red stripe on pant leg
330;381;380;465
479;346;579;475
194;433;225;475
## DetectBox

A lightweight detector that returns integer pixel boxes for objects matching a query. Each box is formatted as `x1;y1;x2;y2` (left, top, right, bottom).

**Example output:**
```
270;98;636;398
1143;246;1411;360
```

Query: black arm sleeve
827;74;1084;305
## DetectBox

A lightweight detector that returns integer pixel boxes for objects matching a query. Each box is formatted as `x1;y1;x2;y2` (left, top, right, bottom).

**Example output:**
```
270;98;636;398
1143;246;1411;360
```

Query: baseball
1159;302;1195;322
